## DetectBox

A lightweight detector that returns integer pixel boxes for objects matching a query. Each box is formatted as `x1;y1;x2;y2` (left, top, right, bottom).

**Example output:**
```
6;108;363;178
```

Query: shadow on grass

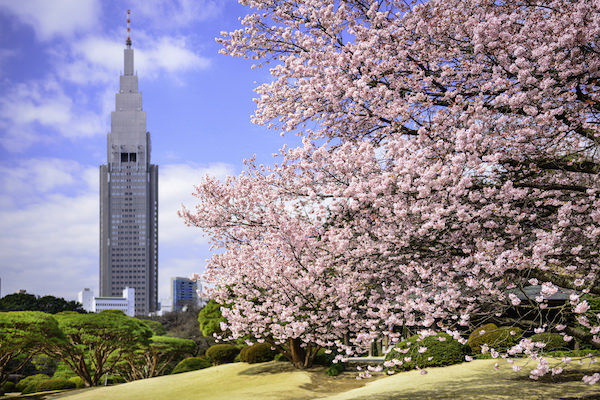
237;361;299;375
348;366;600;400
237;361;367;396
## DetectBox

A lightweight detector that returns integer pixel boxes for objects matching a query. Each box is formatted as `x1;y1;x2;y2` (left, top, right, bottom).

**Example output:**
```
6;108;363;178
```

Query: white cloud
159;162;233;245
0;0;101;40
0;159;99;299
50;32;211;86
52;37;123;85
0;78;106;152
158;163;234;301
130;0;224;28
138;35;211;74
0;158;81;201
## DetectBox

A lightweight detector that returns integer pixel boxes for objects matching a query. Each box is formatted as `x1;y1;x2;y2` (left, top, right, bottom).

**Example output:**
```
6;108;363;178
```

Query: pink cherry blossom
181;0;600;373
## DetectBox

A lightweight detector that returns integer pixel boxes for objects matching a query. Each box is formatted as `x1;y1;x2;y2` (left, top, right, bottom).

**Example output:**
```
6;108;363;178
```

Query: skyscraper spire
100;9;159;315
126;9;132;48
124;10;134;76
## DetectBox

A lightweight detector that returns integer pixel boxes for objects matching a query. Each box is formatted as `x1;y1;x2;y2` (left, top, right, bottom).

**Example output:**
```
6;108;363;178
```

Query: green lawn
39;358;600;400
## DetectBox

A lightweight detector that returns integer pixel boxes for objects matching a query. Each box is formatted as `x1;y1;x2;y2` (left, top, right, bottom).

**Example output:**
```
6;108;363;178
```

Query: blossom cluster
182;0;600;377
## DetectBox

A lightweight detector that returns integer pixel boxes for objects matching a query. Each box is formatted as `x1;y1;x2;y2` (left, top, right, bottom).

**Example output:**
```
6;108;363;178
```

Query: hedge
2;381;15;393
16;374;50;393
206;344;240;365
171;357;212;374
35;378;76;392
529;332;568;351
239;343;278;364
385;333;466;372
325;363;346;376
468;324;522;353
313;348;336;366
68;376;85;388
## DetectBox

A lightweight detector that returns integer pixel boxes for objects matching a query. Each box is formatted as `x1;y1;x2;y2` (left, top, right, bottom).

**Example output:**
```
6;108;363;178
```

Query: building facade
99;25;158;315
171;277;199;312
78;287;136;317
78;288;94;312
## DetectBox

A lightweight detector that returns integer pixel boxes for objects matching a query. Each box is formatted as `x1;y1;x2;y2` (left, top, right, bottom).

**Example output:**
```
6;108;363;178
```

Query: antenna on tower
126;10;132;48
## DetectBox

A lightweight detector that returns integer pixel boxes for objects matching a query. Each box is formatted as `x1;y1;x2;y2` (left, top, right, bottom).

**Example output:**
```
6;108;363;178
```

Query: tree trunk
289;338;307;368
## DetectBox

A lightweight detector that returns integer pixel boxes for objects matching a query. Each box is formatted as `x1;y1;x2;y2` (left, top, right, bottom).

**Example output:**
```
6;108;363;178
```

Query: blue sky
0;0;298;304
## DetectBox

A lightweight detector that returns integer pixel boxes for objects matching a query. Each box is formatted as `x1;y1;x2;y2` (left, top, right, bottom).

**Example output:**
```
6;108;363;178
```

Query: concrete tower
100;11;158;315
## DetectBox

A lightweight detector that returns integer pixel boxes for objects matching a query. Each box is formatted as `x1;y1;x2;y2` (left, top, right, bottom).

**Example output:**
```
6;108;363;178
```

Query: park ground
5;359;600;400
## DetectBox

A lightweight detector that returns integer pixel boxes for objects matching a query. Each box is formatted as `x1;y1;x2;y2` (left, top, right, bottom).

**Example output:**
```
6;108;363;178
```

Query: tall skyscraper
100;11;158;315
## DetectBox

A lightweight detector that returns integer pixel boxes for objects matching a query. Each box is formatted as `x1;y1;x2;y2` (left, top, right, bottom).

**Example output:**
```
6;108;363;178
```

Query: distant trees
197;300;226;337
43;311;152;387
0;312;63;386
0;309;203;388
118;336;197;380
0;293;85;314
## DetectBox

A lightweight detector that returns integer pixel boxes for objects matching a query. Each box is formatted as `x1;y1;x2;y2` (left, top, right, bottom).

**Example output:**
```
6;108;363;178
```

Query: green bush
141;319;167;336
171;357;212;374
98;374;125;385
35;378;76;392
547;349;600;357
325;362;346;376
198;300;227;337
68;376;85;388
313;348;336;366
529;332;567;351
239;343;277;364
32;354;58;376
385;333;466;372
16;374;50;393
52;361;77;379
2;381;15;393
206;344;240;365
22;383;41;395
468;324;522;353
274;353;287;362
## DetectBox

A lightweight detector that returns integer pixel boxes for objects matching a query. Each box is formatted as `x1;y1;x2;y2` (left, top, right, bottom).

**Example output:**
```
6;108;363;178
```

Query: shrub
68;376;85;388
235;348;244;362
385;333;466;372
2;381;15;393
141;319;167;336
468;324;522;353
547;349;600;357
274;353;287;362
16;374;50;393
313;348;336;366
32;354;58;376
206;344;240;365
52;361;77;379
171;357;212;374
35;378;76;392
239;343;278;364
22;383;41;395
98;374;125;385
325;363;346;376
529;332;568;351
198;300;227;337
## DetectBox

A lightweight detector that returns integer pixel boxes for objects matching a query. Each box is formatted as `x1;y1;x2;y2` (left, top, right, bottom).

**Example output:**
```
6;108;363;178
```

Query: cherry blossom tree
182;0;600;377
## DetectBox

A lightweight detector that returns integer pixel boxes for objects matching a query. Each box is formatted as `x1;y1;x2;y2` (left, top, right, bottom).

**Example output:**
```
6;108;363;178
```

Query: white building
77;287;135;317
78;288;94;312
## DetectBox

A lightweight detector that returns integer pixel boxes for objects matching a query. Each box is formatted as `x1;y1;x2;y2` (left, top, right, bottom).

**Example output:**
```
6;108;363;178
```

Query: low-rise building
77;287;135;317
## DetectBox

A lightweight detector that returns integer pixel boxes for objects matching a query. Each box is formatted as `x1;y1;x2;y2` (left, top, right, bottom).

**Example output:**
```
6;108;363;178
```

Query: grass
17;358;600;400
